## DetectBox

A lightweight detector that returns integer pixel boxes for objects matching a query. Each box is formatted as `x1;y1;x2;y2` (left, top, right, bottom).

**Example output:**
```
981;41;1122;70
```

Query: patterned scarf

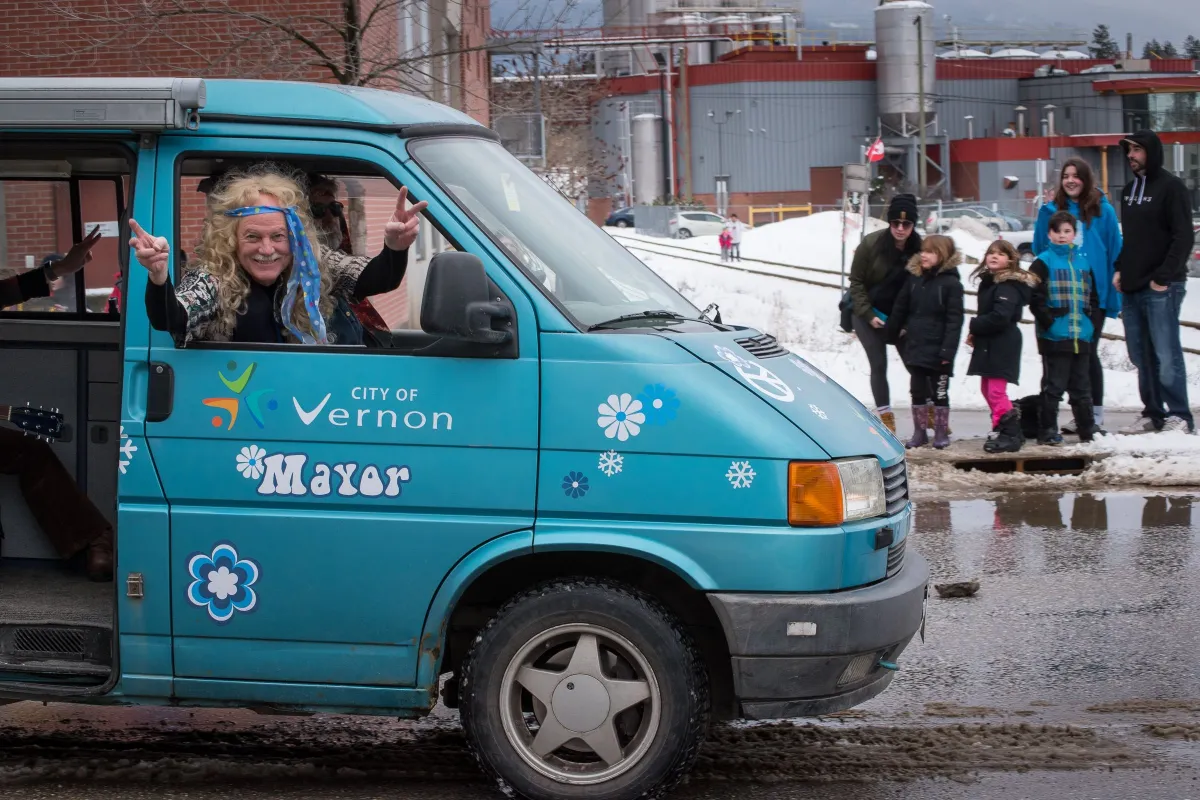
224;205;327;345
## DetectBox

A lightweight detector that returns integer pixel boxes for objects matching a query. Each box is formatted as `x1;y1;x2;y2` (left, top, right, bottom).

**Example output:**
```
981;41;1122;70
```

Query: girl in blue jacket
1033;157;1123;434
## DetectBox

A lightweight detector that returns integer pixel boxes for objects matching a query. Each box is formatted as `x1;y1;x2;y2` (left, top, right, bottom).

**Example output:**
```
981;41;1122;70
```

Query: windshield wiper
588;309;727;332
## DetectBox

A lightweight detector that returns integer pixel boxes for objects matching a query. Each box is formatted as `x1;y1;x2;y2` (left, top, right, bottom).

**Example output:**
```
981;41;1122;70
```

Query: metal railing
748;204;812;227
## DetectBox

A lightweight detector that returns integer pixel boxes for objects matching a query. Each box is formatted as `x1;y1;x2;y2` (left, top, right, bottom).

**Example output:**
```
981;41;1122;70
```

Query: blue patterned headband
224;205;327;345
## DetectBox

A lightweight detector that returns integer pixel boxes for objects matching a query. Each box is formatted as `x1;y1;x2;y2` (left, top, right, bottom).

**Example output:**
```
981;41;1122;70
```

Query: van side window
174;161;457;341
0;177;125;318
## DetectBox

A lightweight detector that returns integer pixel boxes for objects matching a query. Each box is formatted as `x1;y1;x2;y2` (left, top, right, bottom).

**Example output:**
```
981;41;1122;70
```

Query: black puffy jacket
967;267;1037;383
886;253;965;375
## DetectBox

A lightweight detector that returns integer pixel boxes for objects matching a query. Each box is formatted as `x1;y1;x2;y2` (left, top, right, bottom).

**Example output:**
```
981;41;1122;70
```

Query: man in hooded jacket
1114;130;1195;434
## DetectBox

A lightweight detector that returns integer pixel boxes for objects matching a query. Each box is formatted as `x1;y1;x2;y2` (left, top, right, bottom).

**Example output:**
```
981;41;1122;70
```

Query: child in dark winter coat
1030;210;1102;445
886;234;965;450
967;240;1038;453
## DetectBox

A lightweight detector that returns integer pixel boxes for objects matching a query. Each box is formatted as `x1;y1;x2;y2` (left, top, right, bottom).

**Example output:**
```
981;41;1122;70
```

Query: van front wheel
460;579;709;800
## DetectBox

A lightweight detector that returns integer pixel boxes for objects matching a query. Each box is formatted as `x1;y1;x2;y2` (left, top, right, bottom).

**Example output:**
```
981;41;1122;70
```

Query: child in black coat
967;240;1038;453
886;234;965;450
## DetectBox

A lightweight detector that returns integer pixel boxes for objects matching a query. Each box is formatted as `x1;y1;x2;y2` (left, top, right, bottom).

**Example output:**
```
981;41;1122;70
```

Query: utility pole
531;46;544;169
680;46;692;200
915;14;927;195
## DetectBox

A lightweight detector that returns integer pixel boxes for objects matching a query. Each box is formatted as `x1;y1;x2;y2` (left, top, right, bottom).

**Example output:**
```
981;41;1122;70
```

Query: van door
144;134;539;701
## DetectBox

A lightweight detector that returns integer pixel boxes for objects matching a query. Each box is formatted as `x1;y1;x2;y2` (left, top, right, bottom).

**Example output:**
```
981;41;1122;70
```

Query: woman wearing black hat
847;193;923;432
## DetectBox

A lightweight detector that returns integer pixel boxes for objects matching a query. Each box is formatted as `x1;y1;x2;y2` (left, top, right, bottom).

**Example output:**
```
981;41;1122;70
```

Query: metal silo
874;0;936;133
709;15;750;60
663;14;711;66
631;114;664;205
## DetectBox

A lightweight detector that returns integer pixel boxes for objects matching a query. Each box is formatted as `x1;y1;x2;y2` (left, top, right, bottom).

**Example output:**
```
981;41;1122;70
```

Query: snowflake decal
236;445;266;480
809;404;828;420
726;460;756;489
790;357;828;383
186;543;260;624
636;384;680;426
562;471;590;498
118;426;137;475
597;393;645;442
598;450;624;477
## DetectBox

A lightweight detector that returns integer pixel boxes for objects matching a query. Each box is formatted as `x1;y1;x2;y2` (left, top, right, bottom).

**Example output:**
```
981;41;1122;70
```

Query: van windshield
408;137;698;329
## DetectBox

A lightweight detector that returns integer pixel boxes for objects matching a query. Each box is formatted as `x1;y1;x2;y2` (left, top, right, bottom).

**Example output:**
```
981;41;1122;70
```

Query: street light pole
708;108;738;214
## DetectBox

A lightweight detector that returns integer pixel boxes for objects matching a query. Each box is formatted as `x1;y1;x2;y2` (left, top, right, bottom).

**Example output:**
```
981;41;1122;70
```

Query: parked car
965;206;1027;231
605;206;634;228
670;209;726;238
994;229;1036;262
925;207;1007;234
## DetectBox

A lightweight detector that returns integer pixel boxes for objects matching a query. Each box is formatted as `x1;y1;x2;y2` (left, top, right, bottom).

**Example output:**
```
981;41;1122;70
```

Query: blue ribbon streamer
224;205;327;344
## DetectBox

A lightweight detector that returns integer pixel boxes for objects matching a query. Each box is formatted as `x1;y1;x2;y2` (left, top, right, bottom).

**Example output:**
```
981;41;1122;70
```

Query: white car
925;207;1007;234
669;210;726;239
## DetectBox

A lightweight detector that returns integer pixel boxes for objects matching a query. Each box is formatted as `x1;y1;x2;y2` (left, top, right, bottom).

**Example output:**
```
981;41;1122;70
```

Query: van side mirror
420;252;512;344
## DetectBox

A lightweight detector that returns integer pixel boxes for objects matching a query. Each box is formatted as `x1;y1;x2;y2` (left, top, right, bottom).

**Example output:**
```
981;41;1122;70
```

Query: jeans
981;377;1013;426
1121;282;1193;429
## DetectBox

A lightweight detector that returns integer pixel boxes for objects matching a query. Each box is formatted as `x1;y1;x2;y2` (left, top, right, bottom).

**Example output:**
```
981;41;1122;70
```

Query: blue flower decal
562;471;590;498
636;383;680;426
187;543;260;624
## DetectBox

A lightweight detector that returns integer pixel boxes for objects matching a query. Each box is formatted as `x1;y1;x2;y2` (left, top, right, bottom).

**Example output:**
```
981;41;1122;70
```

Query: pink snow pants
982;377;1013;427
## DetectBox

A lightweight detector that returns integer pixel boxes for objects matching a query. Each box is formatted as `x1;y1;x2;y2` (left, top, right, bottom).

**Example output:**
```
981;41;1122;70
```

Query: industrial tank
709;15;751;60
874;0;936;132
663;14;712;66
631;114;664;205
752;15;787;47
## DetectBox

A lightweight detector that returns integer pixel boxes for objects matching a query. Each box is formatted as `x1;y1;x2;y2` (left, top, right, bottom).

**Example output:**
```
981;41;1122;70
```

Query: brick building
0;0;491;326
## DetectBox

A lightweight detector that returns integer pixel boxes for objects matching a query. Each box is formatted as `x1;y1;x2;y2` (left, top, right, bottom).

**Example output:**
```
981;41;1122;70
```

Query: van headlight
787;457;885;526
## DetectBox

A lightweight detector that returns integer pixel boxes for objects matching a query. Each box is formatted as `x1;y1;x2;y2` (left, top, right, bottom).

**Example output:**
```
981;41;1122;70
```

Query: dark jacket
0;269;51;310
886;253;965;375
967;266;1038;383
1115;130;1196;293
1030;242;1100;356
848;227;921;320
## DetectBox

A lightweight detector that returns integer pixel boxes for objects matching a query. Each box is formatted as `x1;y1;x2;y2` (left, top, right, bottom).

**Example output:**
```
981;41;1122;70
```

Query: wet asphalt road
2;490;1199;799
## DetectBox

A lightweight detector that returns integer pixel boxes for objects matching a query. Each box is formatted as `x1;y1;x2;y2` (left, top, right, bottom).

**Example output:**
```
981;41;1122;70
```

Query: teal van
0;78;927;799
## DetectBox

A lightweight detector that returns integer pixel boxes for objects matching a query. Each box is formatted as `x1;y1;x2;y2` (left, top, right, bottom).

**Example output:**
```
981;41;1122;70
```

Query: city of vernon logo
203;361;277;430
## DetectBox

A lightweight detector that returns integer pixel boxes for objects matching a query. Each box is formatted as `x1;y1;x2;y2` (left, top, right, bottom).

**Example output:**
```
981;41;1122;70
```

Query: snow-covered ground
616;212;1200;413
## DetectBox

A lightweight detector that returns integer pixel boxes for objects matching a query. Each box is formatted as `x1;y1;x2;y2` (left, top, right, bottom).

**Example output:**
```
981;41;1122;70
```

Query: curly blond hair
196;164;333;342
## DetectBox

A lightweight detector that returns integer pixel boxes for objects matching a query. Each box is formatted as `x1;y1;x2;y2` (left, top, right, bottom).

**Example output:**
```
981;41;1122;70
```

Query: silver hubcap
500;623;661;785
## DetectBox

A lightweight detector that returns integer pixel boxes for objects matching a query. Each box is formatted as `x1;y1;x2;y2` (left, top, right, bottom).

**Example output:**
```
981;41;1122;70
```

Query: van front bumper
707;551;929;720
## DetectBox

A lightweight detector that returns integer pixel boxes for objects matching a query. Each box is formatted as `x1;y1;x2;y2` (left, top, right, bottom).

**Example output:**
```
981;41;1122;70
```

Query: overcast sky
493;0;1199;53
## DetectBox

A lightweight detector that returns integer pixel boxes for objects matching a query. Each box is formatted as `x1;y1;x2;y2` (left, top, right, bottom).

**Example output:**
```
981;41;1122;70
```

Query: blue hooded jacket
1033;194;1122;318
1029;242;1098;354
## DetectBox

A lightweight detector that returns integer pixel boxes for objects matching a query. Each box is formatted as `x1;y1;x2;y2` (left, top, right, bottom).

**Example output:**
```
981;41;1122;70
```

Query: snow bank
636;248;1200;412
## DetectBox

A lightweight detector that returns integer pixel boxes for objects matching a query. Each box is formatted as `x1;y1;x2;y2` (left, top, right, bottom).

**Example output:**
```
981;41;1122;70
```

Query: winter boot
879;410;896;433
905;405;930;449
925;405;952;435
932;405;952;449
1037;396;1063;446
985;408;1024;453
1071;402;1097;443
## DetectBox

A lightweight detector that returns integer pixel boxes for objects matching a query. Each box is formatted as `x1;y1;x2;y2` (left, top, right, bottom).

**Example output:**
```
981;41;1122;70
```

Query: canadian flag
866;138;885;163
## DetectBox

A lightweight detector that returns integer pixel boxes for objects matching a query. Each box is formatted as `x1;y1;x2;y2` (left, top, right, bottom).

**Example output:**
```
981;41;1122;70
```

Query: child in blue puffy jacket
1029;210;1102;446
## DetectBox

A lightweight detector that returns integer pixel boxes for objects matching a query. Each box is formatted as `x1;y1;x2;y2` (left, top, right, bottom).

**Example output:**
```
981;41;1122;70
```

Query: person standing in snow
1029;211;1101;446
848;193;923;433
885;234;964;450
966;240;1038;453
718;227;733;263
723;214;746;261
1113;130;1195;434
1033;158;1122;437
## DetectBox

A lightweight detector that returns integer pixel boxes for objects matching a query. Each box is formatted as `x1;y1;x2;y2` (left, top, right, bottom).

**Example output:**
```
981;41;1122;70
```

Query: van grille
734;333;788;359
886;537;906;577
882;460;909;516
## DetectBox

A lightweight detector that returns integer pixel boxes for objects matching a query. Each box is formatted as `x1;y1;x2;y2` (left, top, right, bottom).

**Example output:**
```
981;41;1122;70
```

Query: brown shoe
879;410;896;433
87;529;114;582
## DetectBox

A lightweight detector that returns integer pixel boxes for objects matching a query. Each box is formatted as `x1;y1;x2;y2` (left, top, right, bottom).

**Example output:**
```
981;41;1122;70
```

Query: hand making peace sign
127;219;171;286
383;186;429;252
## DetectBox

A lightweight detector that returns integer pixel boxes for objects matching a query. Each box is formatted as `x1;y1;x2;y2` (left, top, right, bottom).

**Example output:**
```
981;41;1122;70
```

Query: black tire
460;579;709;800
676;229;692;239
988;223;1001;233
615;220;630;228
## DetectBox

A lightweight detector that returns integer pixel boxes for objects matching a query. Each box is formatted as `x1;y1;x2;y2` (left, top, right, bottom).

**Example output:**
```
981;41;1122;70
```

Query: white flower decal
118;426;137;475
809;404;828;420
236;445;266;480
599;450;624;477
207;565;240;601
726;460;756;489
597;393;645;442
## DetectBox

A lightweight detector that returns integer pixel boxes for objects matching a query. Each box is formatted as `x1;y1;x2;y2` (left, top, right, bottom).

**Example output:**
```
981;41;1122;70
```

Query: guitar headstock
5;406;66;440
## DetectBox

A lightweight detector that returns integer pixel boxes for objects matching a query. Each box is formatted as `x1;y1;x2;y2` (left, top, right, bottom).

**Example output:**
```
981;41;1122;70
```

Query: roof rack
0;78;206;131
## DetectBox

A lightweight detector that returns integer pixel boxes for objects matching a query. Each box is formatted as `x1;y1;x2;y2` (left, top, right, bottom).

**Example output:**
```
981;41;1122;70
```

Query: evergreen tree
1160;41;1179;58
1142;39;1161;59
1089;24;1121;59
1183;36;1200;59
